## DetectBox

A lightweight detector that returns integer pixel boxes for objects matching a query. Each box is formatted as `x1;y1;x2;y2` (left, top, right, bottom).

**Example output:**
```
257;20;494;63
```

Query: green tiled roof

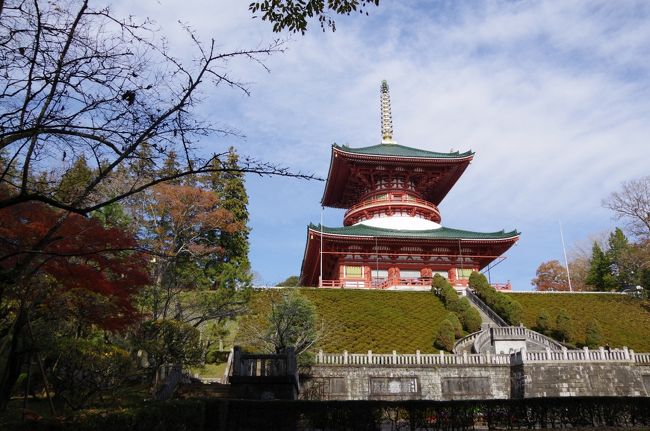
309;223;519;240
335;143;474;159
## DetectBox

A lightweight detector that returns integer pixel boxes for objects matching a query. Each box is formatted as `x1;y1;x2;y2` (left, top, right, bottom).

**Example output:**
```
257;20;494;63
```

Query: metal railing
320;277;432;289
465;289;508;327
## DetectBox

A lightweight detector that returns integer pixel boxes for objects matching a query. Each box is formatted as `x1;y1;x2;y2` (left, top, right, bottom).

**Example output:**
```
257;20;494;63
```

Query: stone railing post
599;346;605;361
416;350;421;365
623;346;630;360
545;347;551;361
629;349;635;361
392;350;397;365
343;350;348;365
462;351;468;364
583;346;589;360
367;350;373;365
318;349;324;364
562;348;567;361
439;350;445;364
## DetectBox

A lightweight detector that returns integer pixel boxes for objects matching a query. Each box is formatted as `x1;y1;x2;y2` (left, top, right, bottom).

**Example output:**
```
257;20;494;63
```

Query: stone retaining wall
303;355;650;401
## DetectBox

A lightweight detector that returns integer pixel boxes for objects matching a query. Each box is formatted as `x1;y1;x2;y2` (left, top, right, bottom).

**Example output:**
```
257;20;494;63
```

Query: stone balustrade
315;347;650;367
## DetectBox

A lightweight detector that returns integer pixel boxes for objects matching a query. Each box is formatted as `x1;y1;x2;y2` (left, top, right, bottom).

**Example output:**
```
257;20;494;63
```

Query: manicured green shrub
555;308;575;343
585;319;604;348
460;305;482;333
504;292;650;351
434;319;456;351
535;309;552;335
245;288;449;353
445;312;463;338
469;271;522;325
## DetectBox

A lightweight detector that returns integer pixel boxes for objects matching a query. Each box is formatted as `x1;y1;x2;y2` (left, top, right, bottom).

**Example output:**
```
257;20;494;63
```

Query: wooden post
232;346;242;376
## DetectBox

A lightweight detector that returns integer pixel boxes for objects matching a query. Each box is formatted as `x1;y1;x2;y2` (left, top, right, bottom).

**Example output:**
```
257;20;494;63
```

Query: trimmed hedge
469;272;523;325
506;292;650;350
238;288;450;353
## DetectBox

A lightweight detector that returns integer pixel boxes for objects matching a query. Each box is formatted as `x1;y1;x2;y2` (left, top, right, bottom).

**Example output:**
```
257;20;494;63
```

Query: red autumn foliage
0;195;149;330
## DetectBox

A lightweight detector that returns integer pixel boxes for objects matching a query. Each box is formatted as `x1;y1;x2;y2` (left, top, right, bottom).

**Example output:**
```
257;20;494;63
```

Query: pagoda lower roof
336;143;474;159
308;223;519;241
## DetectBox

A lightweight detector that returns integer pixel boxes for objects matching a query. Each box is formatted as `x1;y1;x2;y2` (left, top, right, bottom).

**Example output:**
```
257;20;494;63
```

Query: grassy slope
237;288;449;354
505;293;650;351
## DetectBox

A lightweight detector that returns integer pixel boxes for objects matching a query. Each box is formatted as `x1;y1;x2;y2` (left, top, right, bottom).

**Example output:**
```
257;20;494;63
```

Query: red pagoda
300;81;519;290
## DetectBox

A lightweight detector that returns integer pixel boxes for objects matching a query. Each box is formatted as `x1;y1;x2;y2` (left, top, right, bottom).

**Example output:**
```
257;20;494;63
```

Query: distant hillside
505;293;650;352
237;288;449;354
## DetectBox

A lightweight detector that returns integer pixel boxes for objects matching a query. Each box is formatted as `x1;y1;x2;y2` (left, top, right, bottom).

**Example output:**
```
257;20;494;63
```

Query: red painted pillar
448;267;457;285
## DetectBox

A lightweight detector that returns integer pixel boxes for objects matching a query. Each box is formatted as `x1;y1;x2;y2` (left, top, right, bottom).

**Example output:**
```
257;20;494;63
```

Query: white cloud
110;0;650;287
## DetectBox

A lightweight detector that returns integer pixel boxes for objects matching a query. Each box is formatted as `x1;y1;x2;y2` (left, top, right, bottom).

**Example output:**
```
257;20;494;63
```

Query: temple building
300;81;519;290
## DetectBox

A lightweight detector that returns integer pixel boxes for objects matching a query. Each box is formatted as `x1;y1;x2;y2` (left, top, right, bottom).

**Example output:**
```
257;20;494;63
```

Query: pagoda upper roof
321;143;474;208
308;223;519;241
335;143;474;159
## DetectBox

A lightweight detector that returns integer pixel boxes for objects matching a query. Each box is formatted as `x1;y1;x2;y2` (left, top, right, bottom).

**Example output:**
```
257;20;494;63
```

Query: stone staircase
455;289;564;355
464;288;508;327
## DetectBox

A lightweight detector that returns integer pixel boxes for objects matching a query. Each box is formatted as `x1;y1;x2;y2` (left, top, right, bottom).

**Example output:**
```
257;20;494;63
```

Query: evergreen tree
535;309;551;335
555;308;575;343
446;312;463;338
460;305;482;333
607;228;633;288
204;148;252;289
586;242;618;291
56;156;94;204
585;319;603;348
434;320;456;352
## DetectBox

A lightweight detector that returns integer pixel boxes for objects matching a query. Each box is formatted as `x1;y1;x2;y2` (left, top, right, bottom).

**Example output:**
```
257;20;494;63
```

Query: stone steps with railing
465;289;508;327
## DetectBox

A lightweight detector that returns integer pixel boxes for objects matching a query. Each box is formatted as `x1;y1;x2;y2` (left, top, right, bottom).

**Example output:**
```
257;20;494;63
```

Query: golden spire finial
380;80;394;144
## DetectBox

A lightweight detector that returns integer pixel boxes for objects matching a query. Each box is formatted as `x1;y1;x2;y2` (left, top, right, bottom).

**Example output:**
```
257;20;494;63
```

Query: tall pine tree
586;242;618;291
607;228;632;289
204;147;252;289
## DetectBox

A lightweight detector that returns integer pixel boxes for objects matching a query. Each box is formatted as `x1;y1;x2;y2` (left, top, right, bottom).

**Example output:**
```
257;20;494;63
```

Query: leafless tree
603;176;650;240
0;0;315;215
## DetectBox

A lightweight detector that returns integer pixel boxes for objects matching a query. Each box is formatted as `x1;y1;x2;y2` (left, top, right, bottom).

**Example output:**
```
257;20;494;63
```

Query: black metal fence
208;397;650;430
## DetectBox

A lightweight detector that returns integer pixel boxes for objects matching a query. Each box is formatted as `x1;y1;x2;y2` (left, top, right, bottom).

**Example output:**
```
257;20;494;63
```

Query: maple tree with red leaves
0;190;149;410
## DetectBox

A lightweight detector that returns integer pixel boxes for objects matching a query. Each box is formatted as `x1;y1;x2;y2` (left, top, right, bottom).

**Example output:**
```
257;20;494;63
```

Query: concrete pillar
343;350;348;365
416;350;421;365
367;350;373;364
392;350;397;365
599;346;605;361
623;346;630;360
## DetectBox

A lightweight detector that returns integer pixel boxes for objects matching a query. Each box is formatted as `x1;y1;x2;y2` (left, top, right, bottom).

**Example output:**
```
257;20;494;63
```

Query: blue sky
115;0;650;289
